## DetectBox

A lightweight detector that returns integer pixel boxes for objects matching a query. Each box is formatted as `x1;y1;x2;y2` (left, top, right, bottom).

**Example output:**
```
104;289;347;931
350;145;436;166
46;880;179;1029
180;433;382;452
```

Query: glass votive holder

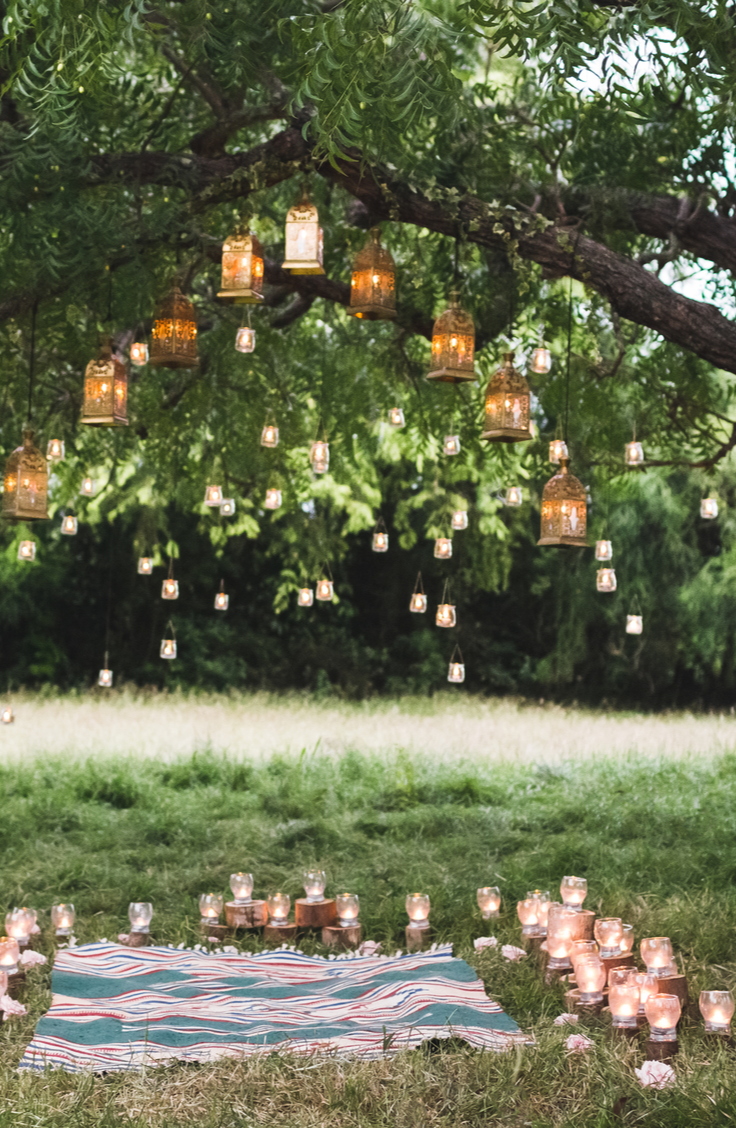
406;893;430;929
636;971;659;1016
477;886;501;919
0;937;20;976
517;898;541;938
609;970;640;1028
230;872;254;905
336;893;360;928
128;902;153;933
5;907;36;944
645;993;681;1042
594;917;623;958
641;936;676;978
303;869;326;904
570;939;599;976
267;892;290;924
546;906;579;970
560;875;587;911
527;889;551;933
0;970;7;996
619;923;634;955
199;893;224;922
51;903;75;937
576;955;607;1003
699;990;735;1033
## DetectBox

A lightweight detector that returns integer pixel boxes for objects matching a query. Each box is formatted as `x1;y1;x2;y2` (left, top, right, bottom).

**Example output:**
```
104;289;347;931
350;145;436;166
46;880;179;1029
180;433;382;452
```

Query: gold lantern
596;567;616;592
81;336;128;427
298;587;314;607
218;229;264;303
310;440;329;473
220;498;236;516
60;514;78;535
137;557;153;575
214;583;229;611
537;457;588;547
701;497;718;519
595;540;612;561
388;407;405;428
130;342;148;366
451;509;468;531
481;352;533;443
549;438;568;464
46;439;65;462
150;286;198;369
3;429;48;521
443;434;460;456
447;646;465;684
372;518;388;553
505;486;523;507
625;439;644;467
235;327;256;353
204;485;223;507
282;192;324;274
434;537;452;560
261;421;279;448
316;577;334;602
349;228;396;320
160;623;177;660
17;540;35;561
427;292;476;383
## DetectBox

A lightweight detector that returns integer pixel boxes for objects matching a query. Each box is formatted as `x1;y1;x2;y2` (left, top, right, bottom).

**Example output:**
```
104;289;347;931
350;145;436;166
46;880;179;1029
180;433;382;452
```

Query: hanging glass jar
596;567;617;592
625;438;644;467
436;582;456;628
151;286;198;368
162;561;179;600
410;573;427;613
218;229;264;303
530;325;552;374
17;540;35;561
349;228;396;320
481;352;533;444
81;477;95;497
282;192;324;274
505;486;523;507
595;540;613;561
98;656;113;688
130;342;148;366
388;407;405;428
434;537;452;560
3;429;48;521
220;498;235;516
61;514;78;536
451;509;468;531
372;518;388;552
261;420;279;448
298;587;314;607
310;439;329;473
1;707;15;724
160;623;177;659
549;438;568;464
626;613;643;635
265;488;282;510
235;326;256;353
538;457;588;547
46;439;65;462
204;485;223;507
316;577;334;602
427;292;475;383
81;336;128;427
447;645;465;683
214;582;229;611
137;556;153;575
701;497;718;519
443;434;460;457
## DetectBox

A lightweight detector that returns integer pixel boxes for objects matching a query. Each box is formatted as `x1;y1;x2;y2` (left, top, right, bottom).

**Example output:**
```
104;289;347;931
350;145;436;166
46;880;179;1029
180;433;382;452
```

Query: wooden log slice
226;900;268;929
655;973;688;1008
264;922;298;943
406;925;432;952
645;1038;679;1061
200;922;229;942
294;899;337;930
322;924;363;950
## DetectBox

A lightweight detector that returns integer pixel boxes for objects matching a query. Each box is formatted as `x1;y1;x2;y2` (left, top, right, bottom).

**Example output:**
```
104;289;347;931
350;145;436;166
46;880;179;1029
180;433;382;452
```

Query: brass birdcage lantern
316;577;334;602
388;407;405;428
60;514;78;535
372;518;388;553
160;623;177;660
46;439;65;462
505;486;523;507
150;286;198;369
596;567;617;592
481;352;533;443
298;587;314;607
451;509;468;531
282;192;324;275
235;326;256;353
81;477;95;497
447;645;465;684
410;572;427;613
162;560;179;601
265;488;282;510
17;540;35;561
220;498;236;516
349;228;396;320
538;457;588;547
130;342;148;366
214;582;229;611
427;292;476;383
625;439;644;467
701;497;718;519
204;485;223;507
137;556;153;575
443;434;460;456
81;336;128;427
434;537;452;560
3;429;48;521
261;420;279;448
218;229;264;303
595;540;612;561
310;440;329;473
436;582;456;628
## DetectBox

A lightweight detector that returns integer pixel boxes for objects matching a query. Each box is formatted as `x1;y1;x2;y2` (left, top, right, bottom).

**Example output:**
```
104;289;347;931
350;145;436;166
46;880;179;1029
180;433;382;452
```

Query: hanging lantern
505;486;523;507
316;578;334;602
436;601;457;628
130;342;148;366
626;614;643;635
388;407;405;428
310;440;329;473
595;540;613;561
447;646;465;683
150;286;198;369
451;510;468;531
98;663;113;688
410;573;427;613
443;434;460;456
372;518;388;552
701;497;718;519
220;498;236;516
218;229;264;303
3;429;48;521
160;626;177;660
60;515;78;536
596;567;617;592
625;440;644;467
537;457;588;547
235;326;256;353
481;353;533;444
549;438;568;464
17;540;35;561
282;192;324;275
531;348;552;375
1;707;14;724
137;557;153;575
46;439;65;462
265;488;282;510
162;562;179;600
434;537;452;560
81;477;94;497
427;292;476;383
349;228;396;320
298;587;314;607
204;485;223;507
261;421;279;448
81;336;129;427
214;584;229;611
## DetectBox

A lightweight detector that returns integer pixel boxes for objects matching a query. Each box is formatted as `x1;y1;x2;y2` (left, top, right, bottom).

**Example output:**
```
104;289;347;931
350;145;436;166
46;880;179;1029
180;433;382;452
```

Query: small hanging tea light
436;583;456;628
220;498;236;516
434;537;452;560
451;509;468;531
410;573;427;613
477;887;501;919
481;352;533;444
595;540;612;561
150;286;198;368
161;561;179;601
261;420;279;448
137;557;153;575
130;342;148;366
316;577;334;602
549;438;568;464
199;893;224;923
81;477;95;497
699;990;735;1034
3;429;48;520
265;488;282;510
388;407;405;428
349;227;396;320
235;326;256;353
447;645;465;683
427;291;476;383
98;660;113;687
230;873;254;905
267;893;291;924
51;903;75;937
298;587;314;607
701;497;718;519
1;707;14;724
218;228;264;303
406;893;430;929
17;540;35;562
310;439;330;473
626;612;643;635
46;439;65;462
372;518;389;552
530;325;552;374
160;623;177;660
204;485;223;507
214;582;229;611
505;486;523;507
560;875;587;911
596;567;616;592
80;336;128;427
443;434;460;456
625;438;644;467
282;191;325;274
538;458;588;547
61;514;78;535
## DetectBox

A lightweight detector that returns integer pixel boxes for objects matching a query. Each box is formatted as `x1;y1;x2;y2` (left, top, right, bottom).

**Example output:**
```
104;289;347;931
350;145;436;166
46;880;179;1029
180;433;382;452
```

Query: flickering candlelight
372;531;388;552
199;893;224;922
51;903;75;936
517;898;542;937
595;540;613;561
47;438;65;461
220;498;236;516
61;515;78;535
298;588;314;607
388;407;405;428
214;588;229;611
699;990;735;1033
620;924;634;954
230;873;254;905
137;557;153;575
596;567;617;593
576;955;607;1003
594;917;623;958
570;940;599;975
549;438;568;464
235;326;256;353
261;424;279;448
436;602;456;628
609;969;640;1028
505;486;523;507
527;889;551;933
625;440;644;467
1;707;14;724
98;667;113;688
447;660;465;683
443;435;460;456
18;540;35;561
645;993;681;1042
316;579;334;602
336;893;360;927
701;497;718;519
434;538;452;560
546;905;579;970
477;887;501;919
626;614;643;635
410;592;427;613
640;937;676;978
531;346;552;374
406;893;430;929
636;971;659;1015
310;440;330;473
5;908;36;944
267;893;290;924
128;902;153;933
303;870;326;903
560;875;587;911
451;510;468;530
265;488;282;510
204;485;223;507
130;342;149;366
162;577;179;600
81;477;95;496
160;636;177;660
0;937;20;975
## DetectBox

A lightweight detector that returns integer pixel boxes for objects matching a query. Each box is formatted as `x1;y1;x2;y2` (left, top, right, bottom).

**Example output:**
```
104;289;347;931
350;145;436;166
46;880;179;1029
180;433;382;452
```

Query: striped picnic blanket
20;942;525;1072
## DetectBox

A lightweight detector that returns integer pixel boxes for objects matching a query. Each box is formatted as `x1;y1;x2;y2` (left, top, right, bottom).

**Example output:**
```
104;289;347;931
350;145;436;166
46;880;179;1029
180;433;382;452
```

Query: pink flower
635;1061;676;1089
1;995;27;1019
501;944;527;961
30;923;41;934
19;949;46;968
474;936;498;950
565;1033;593;1053
554;1013;579;1026
357;941;382;957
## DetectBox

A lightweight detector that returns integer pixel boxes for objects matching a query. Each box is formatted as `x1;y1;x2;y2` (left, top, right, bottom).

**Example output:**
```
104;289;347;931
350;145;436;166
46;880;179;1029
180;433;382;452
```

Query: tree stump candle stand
295;899;337;930
602;954;636;982
322;924;363;950
645;1038;678;1062
563;987;605;1016
406;926;432;952
6;970;25;998
523;935;546;956
655;973;689;1009
225;901;268;930
264;921;298;943
200;922;229;943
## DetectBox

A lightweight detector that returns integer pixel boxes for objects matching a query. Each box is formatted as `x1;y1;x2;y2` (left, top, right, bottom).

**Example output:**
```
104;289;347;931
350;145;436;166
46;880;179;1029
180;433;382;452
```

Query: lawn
1;694;736;1126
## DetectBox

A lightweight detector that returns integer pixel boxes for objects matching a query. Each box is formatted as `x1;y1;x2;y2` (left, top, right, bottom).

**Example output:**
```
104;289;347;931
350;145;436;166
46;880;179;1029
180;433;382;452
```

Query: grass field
1;693;736;1126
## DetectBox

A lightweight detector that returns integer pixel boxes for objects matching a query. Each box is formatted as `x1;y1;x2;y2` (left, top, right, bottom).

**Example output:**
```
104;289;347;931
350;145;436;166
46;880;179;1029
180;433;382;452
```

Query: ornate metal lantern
443;434;460;456
427;292;475;383
151;287;198;369
81;477;95;497
701;497;718;519
130;342;148;366
505;486;523;507
549;438;568;464
81;337;128;427
61;515;78;535
626;614;643;635
410;573;427;613
137;557;153;575
538;457;588;547
452;509;468;531
162;561;179;601
98;657;113;688
349;228;396;320
596;567;617;592
160;624;177;660
220;498;236;516
434;537;452;560
204;485;223;507
17;540;35;561
46;439;65;462
298;587;314;607
372;518;388;552
481;353;533;443
625;440;644;467
282;193;324;275
388;407;405;428
448;646;465;683
235;327;256;353
310;440;329;473
218;229;264;303
265;488;282;510
316;578;334;602
595;540;612;561
3;429;48;520
214;583;229;611
261;421;279;448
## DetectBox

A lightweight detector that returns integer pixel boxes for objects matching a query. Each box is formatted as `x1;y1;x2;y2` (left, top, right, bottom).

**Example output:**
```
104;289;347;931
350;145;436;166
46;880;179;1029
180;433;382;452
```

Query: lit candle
5;907;36;944
636;971;659;1015
434;538;452;559
388;407;405;428
303;870;326;904
517;898;541;938
609;969;640;1029
640;936;676;978
204;485;223;506
546;905;578;970
298;588;314;607
699;990;735;1033
336;893;360;927
406;893;430;929
560;875;587;911
230;872;254;905
594;917;623;959
476;886;501;920
46;438;65;461
619;923;634;954
0;937;20;975
51;903;75;936
220;498;236;516
267;892;290;924
570;939;598;977
645;993;681;1042
1;707;14;724
265;488;282;510
261;424;279;448
81;477;95;496
130;342;149;366
138;557;153;575
527;889;551;933
128;902;153;933
198;893;224;922
451;510;468;530
576;955;607;1003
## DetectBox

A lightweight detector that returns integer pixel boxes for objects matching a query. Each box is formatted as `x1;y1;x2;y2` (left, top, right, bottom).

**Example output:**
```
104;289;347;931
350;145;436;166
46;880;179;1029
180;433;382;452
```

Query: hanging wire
27;300;37;424
564;277;573;445
106;267;113;325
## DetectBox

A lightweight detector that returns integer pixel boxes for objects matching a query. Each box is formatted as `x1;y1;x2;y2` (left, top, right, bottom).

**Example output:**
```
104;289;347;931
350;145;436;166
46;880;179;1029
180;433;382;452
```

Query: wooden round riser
295;899;337;930
225;900;268;929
